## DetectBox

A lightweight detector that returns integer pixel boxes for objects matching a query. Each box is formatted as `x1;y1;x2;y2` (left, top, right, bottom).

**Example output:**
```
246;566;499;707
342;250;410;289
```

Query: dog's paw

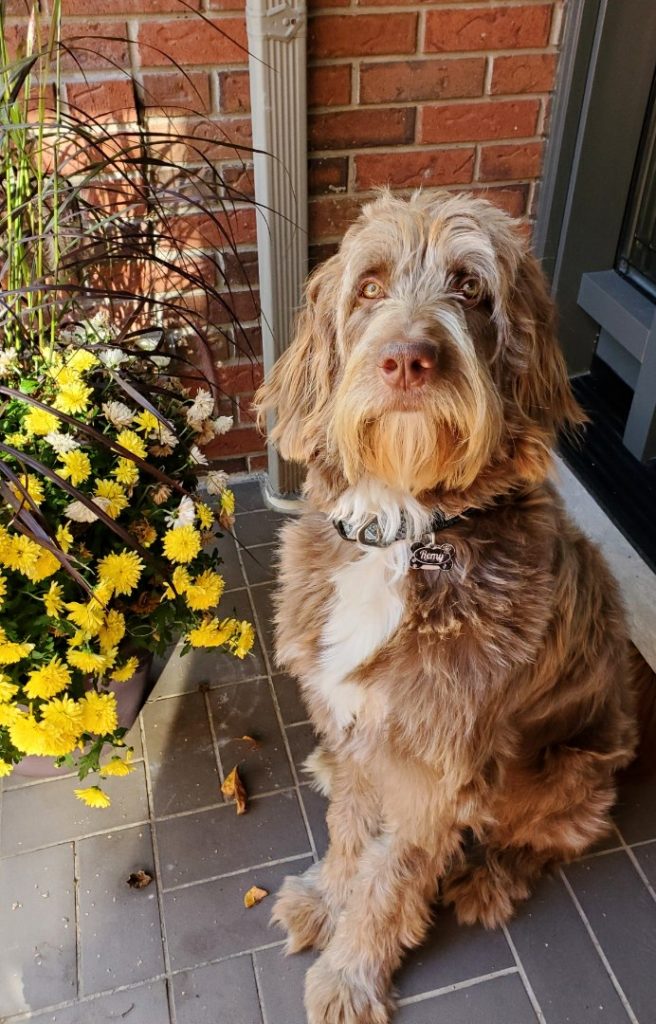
305;956;391;1024
442;862;529;929
270;866;333;953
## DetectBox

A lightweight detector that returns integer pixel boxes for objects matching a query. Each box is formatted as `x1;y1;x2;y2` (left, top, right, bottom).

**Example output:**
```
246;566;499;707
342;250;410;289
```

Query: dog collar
332;509;474;571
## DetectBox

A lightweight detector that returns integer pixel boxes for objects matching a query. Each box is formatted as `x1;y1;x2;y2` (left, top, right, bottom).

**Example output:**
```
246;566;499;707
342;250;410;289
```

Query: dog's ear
254;256;340;464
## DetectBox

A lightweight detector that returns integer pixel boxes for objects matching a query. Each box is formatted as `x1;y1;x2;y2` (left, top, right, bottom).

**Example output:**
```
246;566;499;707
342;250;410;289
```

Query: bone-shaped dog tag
409;541;455;571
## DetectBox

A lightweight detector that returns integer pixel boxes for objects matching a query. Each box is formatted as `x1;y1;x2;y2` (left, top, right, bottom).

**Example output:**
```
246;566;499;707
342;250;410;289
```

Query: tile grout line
203;687;227;787
163;851;313;894
235;536;320;863
501;924;546;1024
73;839;82;1001
2;975;170;1023
251;951;270;1024
139;712;178;1024
397;965;520;1007
559;867;639;1024
612;823;656;907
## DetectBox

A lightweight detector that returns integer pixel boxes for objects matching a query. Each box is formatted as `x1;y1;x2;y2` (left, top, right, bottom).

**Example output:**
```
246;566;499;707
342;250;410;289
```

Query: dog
254;190;649;1024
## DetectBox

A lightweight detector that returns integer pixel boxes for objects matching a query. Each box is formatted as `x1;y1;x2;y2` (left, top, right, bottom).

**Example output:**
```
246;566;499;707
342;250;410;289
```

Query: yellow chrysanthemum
0;676;19;702
197;502;215;531
24;657;72;700
134;410;159;434
187;617;236;648
43;580;66;618
100;751;134;777
56;523;74;554
80;690;118;735
113;457;139;487
57;449;91;486
0;574;6;607
66;596;105;636
98;610;126;652
0;632;35;665
67;349;98;374
97;550;144;596
40;695;83;738
162;565;191;600
75;786;111;808
0;703;18;728
0;760;13;777
8;712;48;755
163;525;202;564
220;489;235;517
22;406;59;436
111;656;139;683
10;473;45;507
185;570;225;612
94;479;128;519
53;379;93;414
5;431;27;447
67;648;107;673
30;548;62;583
232;620;255;660
116;429;147;460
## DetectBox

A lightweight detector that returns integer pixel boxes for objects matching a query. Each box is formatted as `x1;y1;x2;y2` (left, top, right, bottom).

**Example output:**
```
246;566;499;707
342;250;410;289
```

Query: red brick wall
5;0;565;473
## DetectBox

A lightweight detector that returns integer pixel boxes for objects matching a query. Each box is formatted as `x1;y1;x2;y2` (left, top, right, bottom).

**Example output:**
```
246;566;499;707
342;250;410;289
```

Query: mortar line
397;966;519;1007
559;868;639;1024
251;950;270;1024
163;852;312;894
502;924;546;1024
203;686;226;787
612;823;656;907
73;839;82;1000
2;975;170;1022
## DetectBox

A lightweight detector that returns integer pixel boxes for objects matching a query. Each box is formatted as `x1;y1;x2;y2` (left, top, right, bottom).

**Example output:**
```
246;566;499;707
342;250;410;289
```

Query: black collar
332;508;473;548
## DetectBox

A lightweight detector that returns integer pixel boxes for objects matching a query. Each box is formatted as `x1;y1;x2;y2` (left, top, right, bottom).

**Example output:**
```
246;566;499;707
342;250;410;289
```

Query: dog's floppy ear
254;256;340;464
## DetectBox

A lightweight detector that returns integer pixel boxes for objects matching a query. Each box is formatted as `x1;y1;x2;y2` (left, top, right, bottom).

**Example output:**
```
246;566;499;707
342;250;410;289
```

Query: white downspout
246;0;308;504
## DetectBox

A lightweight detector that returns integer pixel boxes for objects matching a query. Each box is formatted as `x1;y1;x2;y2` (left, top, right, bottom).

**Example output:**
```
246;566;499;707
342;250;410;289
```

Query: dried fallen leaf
244;885;268;909
232;734;260;750
126;869;153;890
221;765;248;814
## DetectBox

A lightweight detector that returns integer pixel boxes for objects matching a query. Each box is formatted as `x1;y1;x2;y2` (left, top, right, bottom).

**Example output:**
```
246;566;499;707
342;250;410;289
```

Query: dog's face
256;191;583;498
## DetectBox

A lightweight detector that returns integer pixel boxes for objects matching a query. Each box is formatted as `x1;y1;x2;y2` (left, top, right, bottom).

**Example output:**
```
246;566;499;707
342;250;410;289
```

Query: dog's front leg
304;826;460;1024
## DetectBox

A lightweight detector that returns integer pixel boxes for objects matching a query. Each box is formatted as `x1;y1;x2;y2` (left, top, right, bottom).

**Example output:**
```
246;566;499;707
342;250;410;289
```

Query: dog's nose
378;342;438;390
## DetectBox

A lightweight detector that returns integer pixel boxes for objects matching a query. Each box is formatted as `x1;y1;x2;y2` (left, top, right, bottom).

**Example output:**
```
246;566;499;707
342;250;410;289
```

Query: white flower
0;350;17;377
186;389;214;429
155;423;179;449
44;432;81;454
150;355;171;369
205;470;229;495
64;500;97;523
189;444;208;466
213;416;233;436
102;400;133;428
98;348;127;369
165;495;196;530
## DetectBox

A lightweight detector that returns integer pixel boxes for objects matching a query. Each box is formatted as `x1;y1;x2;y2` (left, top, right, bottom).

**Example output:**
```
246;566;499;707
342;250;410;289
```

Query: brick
424;5;552;53
309;14;417;58
360;58;485;104
60;22;129;71
309;0;349;6
478;141;544;181
309;242;340;270
355;148;475;190
138;18;248;67
309;107;415;150
66;79;135;122
472;184;529;218
223;250;259;288
249;453;268;470
142;71;211;111
309;196;362;239
205;425;263;457
309;156;349;194
217;360;263;394
233;324;262;359
491;53;558;95
420;99;540;144
207;0;245;7
308;64;352;108
223;163;255;198
170;208;257;248
64;0;201;11
219;70;250;113
211;455;248;472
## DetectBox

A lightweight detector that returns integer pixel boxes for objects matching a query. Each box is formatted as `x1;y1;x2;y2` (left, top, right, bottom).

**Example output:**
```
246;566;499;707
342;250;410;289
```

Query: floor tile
209;678;293;796
631;839;656;887
77;825;164;996
397;905;514;1000
507;871;630;1023
395;973;537;1024
173;954;262;1024
164;856;312;970
254;946;318;1024
564;850;656;1021
0;844;76;1016
613;774;656;844
232;478;268;513
250;583;276;657
0;766;149;856
142;693;220;817
216;530;246;591
242;543;277;586
298;785;329;858
285;723;318;772
22;979;171;1024
272;673;308;726
234;509;289;547
157;791;311;889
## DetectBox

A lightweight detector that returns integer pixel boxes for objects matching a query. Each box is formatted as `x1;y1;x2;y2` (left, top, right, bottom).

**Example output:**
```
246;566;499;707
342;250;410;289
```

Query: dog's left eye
453;276;483;305
359;279;385;300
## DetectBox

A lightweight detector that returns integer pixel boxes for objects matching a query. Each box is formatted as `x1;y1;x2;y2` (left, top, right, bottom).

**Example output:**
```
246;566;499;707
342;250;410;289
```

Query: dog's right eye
359;279;385;300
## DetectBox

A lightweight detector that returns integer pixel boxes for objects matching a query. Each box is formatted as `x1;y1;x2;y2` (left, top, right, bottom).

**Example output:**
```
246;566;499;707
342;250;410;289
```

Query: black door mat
558;357;656;574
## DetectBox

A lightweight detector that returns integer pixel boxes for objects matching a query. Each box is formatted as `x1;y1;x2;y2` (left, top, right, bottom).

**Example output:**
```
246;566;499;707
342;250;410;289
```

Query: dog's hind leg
442;845;550;929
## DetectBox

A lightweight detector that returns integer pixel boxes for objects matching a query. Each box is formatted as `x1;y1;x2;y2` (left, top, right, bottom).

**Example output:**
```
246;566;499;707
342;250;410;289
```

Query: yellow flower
185;570;225;612
24;657;72;700
0;631;35;665
80;691;118;735
97;550;144;596
111;656;139;683
5;431;27;447
67;648;107;673
9;712;48;755
30;548;61;583
10;473;45;507
53;379;93;414
0;760;13;777
44;580;66;618
162;566;191;600
94;479;128;519
113;457;139;487
67;349;98;374
100;751;134;777
23;406;59;436
0;703;18;727
0;676;19;702
75;786;111;809
187;617;236;648
232;620;255;660
56;523;74;553
40;695;84;739
0;574;6;607
58;449;92;486
66;597;105;636
197;502;215;531
220;489;235;517
134;410;159;434
98;610;126;651
163;525;202;564
116;429;147;460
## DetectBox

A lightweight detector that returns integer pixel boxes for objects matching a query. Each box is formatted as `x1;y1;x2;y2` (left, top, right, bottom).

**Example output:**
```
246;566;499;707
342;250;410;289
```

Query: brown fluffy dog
254;191;644;1024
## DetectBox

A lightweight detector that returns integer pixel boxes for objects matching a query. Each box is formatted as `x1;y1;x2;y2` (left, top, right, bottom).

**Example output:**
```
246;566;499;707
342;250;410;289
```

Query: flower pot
12;656;154;780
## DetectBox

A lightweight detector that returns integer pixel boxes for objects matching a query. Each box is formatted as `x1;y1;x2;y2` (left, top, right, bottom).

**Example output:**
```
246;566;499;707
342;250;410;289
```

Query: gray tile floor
1;478;656;1023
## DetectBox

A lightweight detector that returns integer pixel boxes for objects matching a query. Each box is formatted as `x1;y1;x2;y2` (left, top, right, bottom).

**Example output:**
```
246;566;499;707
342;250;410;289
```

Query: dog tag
409;540;455;571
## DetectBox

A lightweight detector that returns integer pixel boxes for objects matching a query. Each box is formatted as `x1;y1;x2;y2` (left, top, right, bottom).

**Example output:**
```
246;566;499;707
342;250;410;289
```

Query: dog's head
255;191;583;499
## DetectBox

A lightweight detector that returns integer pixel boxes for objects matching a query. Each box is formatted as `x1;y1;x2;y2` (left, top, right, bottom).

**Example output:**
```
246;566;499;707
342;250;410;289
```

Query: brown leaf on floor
243;885;268;909
126;869;153;890
233;734;260;750
221;765;248;814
